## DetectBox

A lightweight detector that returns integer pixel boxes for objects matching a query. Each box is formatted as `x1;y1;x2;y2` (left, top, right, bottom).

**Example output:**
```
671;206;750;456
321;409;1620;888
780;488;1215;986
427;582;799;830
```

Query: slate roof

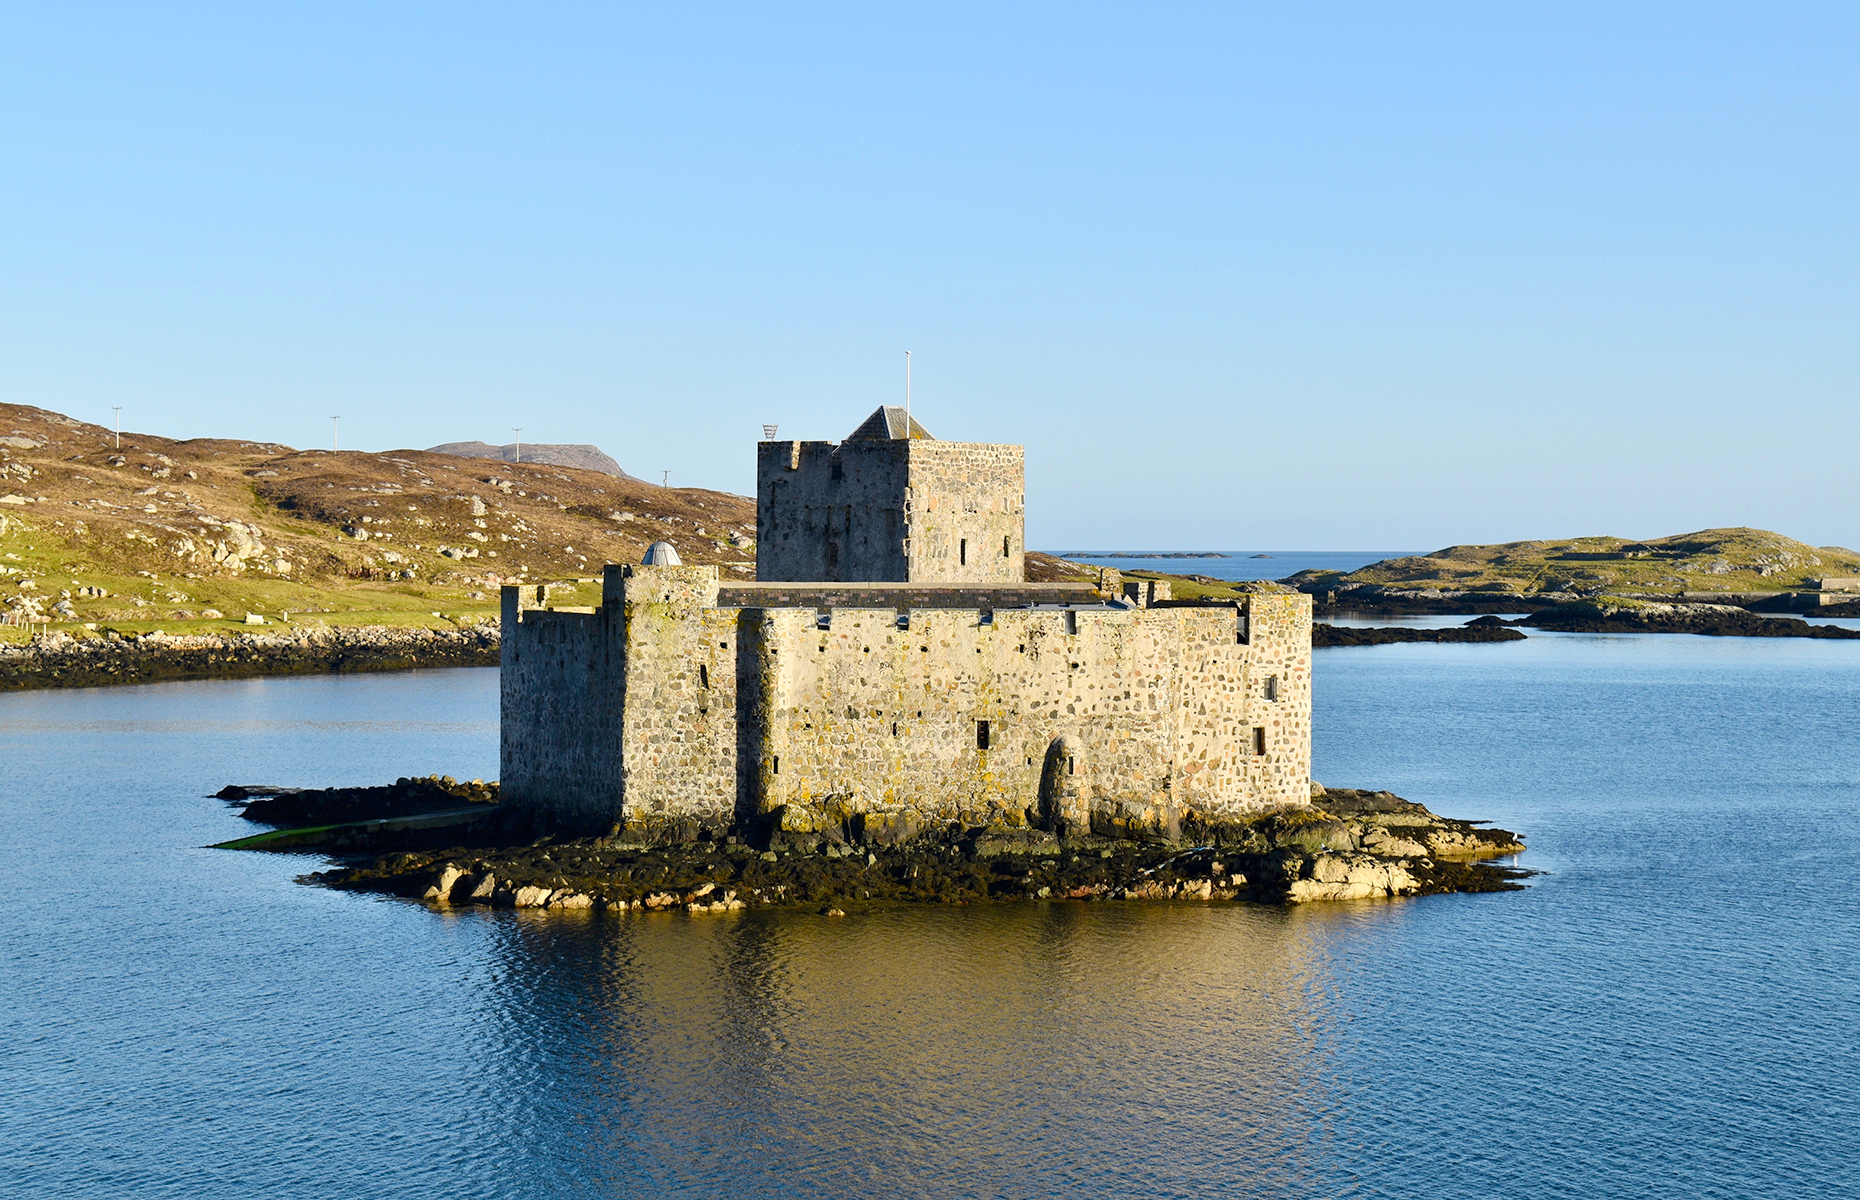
846;406;934;441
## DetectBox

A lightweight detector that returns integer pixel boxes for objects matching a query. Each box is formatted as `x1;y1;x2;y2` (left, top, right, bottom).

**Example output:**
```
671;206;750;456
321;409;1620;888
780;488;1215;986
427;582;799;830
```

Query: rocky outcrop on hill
0;623;499;689
425;440;638;479
224;779;1530;909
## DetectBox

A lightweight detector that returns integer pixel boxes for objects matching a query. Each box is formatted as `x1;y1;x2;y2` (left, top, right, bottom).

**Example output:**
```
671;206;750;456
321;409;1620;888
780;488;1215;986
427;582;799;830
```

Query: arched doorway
1037;736;1088;835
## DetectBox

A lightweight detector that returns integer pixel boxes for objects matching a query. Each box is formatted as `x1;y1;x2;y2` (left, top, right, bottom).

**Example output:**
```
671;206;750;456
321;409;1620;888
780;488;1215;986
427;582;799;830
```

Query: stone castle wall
499;585;621;826
898;441;1024;583
500;567;1312;839
755;439;1024;583
718;581;1097;609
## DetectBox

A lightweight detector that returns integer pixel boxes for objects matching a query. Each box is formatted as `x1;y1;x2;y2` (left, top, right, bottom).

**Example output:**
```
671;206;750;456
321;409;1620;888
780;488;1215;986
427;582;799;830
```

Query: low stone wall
0;624;499;690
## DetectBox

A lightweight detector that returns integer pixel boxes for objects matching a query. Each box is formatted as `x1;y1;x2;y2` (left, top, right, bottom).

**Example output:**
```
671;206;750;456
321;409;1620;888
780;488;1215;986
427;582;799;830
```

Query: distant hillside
1282;528;1860;601
426;440;636;479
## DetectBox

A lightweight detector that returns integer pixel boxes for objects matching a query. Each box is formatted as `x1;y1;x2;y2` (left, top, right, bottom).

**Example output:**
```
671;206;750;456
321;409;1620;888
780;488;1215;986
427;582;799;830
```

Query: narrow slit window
1067;756;1075;775
1236;609;1250;645
1002;535;1010;557
1264;674;1278;701
1252;727;1267;757
892;722;899;736
1064;610;1078;635
977;720;990;751
699;664;709;689
772;755;781;775
960;538;968;566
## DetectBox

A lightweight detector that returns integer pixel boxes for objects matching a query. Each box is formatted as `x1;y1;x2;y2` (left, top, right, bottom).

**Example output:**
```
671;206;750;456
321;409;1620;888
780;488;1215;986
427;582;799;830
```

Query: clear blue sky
2;3;1855;551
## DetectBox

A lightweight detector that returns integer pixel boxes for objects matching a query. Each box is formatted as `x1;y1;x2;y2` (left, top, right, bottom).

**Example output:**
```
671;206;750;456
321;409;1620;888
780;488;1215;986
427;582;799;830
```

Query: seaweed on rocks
222;780;1532;910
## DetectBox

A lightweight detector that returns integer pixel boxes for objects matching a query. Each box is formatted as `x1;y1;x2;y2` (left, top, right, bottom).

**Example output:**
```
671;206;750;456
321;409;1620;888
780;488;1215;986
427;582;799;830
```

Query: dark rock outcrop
230;775;499;827
1523;601;1860;638
1313;621;1528;647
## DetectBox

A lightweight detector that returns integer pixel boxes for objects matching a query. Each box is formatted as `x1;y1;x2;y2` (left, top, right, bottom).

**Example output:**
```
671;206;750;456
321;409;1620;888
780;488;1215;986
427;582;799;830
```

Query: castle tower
755;406;1025;583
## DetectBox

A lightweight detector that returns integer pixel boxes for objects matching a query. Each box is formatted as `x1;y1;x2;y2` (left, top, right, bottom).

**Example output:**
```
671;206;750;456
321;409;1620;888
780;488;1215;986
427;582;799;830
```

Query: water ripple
2;643;1857;1197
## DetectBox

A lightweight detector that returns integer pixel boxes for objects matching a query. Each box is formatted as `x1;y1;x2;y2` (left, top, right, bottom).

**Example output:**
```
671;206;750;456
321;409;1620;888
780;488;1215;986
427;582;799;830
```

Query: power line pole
512;428;522;464
662;470;670;488
330;415;340;451
111;407;121;449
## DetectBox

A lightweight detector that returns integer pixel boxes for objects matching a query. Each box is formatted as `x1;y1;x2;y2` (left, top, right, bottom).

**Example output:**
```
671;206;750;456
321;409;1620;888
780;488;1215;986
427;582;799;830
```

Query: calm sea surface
3;633;1858;1199
1054;550;1413;582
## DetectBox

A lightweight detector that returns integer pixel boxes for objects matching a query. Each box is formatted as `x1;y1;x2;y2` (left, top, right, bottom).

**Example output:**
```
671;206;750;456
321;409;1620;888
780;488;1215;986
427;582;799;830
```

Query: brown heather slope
0;402;1094;642
0;402;757;638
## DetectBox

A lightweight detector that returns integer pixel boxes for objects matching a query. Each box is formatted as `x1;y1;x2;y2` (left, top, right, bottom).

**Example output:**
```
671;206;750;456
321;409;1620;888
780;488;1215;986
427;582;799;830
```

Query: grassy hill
0;403;1090;642
1282;528;1860;602
0;402;763;641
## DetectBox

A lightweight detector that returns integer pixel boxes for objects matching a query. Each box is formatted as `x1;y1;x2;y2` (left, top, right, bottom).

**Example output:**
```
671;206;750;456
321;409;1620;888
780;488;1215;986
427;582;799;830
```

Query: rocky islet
217;778;1530;910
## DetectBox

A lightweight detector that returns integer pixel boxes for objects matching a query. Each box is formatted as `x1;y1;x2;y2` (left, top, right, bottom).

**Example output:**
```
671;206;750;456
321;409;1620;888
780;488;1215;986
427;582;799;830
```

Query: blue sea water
1053;549;1412;582
2;632;1858;1199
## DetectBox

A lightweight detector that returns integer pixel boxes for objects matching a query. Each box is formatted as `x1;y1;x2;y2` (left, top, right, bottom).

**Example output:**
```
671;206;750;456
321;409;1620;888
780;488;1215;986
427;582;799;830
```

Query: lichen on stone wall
501;568;1313;843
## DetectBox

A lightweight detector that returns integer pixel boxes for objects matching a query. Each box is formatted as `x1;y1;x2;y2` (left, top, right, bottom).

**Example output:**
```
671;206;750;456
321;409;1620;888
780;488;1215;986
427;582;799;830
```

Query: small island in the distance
1088;527;1860;642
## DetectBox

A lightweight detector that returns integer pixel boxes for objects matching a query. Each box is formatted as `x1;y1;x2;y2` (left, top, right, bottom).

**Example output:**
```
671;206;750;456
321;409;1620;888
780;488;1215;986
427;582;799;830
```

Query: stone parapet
718;582;1099;610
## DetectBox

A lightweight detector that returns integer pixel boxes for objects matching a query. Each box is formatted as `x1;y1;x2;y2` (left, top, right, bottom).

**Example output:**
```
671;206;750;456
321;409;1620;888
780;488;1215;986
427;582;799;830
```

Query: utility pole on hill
512;428;522;464
111;407;121;449
330;416;340;451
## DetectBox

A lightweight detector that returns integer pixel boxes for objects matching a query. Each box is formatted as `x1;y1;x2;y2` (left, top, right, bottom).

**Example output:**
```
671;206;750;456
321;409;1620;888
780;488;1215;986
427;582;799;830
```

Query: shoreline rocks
0;624;499;690
1522;600;1860;638
219;780;1532;910
1313;621;1527;647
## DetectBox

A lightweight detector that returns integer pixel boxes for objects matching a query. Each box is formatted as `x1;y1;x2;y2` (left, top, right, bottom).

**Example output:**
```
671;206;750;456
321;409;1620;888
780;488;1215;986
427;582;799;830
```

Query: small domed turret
642;541;682;566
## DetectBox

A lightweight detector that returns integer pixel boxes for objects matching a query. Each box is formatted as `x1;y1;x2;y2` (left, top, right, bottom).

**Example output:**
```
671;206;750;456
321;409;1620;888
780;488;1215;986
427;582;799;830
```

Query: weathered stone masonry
503;408;1312;840
757;425;1024;584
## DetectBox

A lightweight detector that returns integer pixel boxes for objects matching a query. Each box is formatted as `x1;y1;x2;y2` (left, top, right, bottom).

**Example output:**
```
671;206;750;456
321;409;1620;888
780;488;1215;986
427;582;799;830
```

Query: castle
501;408;1312;843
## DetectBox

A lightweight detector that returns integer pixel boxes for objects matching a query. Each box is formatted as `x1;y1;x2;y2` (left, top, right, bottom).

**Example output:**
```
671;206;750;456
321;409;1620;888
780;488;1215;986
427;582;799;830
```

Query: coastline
0;624;499;690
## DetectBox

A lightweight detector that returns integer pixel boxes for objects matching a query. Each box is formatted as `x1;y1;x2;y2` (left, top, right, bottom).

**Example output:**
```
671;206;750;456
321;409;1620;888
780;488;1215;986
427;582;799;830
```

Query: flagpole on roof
905;350;911;437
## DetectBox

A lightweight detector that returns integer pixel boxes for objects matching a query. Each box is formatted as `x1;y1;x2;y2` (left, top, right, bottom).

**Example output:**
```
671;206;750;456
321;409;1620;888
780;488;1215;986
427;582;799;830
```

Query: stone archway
1037;736;1088;835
